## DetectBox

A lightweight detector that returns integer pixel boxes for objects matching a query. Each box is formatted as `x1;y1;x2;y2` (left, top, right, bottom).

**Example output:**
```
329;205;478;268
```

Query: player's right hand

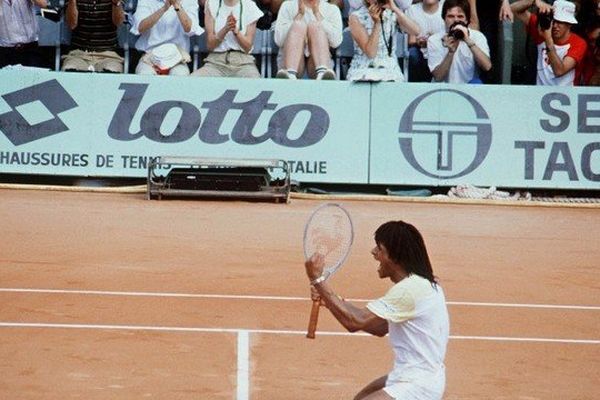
310;285;321;302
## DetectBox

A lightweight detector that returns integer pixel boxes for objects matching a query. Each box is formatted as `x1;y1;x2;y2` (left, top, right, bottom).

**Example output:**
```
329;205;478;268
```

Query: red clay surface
0;189;599;399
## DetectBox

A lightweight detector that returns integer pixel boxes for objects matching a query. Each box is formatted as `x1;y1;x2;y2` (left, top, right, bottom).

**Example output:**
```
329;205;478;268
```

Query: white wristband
310;274;327;286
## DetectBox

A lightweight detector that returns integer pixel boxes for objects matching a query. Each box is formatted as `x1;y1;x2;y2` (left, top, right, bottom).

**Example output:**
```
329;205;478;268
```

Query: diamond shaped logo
0;80;78;146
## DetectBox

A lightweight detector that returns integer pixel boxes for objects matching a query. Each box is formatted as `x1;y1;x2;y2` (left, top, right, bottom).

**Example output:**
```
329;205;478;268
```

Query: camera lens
450;29;464;40
448;21;466;40
538;12;553;30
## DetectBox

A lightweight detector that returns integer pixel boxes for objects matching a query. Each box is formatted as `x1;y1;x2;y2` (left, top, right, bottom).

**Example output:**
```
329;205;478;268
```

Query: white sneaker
276;69;297;79
316;68;336;80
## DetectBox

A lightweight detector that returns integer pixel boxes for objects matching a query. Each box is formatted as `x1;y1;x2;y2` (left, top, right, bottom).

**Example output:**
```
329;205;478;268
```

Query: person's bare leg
354;375;390;400
306;21;335;79
467;0;479;30
279;20;308;77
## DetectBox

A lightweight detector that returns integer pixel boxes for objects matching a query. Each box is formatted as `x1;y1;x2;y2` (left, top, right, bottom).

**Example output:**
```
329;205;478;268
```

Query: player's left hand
305;253;324;282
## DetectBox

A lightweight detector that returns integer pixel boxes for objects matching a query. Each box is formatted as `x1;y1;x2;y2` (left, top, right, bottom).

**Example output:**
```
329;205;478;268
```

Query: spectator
191;0;264;77
574;0;600;35
406;0;445;82
0;0;49;69
427;0;491;83
348;0;411;15
132;0;203;75
273;0;343;79
347;0;420;81
252;0;275;29
577;19;600;85
468;0;513;83
199;0;274;29
62;0;125;73
512;0;587;86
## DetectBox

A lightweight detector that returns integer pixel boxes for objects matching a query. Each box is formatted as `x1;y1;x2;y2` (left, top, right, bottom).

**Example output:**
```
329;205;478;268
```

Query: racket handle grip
306;299;321;339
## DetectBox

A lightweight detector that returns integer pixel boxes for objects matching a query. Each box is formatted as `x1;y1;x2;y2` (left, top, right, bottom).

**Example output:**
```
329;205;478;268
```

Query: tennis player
305;220;450;400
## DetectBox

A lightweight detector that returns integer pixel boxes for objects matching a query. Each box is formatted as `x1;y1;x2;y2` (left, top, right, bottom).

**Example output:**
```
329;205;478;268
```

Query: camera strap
380;14;393;58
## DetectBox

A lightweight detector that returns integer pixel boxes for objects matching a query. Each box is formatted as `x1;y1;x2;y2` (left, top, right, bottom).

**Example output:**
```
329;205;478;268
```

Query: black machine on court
147;157;291;203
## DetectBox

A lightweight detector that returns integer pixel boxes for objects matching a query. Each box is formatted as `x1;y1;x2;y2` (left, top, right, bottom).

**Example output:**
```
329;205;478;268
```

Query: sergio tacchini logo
398;89;492;179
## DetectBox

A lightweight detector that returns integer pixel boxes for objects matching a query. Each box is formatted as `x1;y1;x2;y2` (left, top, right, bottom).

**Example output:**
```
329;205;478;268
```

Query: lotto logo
0;80;78;146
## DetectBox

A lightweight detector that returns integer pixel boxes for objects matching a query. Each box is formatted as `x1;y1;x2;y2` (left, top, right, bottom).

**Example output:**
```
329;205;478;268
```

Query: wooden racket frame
306;299;321;339
303;203;353;339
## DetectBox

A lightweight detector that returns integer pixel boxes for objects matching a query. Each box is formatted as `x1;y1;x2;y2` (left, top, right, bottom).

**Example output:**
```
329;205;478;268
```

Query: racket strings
304;208;353;271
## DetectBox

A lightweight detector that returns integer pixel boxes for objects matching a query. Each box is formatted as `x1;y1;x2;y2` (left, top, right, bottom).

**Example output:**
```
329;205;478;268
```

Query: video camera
448;21;468;40
537;12;553;31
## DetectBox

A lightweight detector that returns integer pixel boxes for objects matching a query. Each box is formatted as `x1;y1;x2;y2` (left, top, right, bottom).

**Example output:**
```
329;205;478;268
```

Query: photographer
427;0;491;83
346;0;420;81
512;0;587;86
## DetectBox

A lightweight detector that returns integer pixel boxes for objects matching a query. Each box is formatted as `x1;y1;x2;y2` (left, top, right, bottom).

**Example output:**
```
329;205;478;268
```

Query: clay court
1;188;599;399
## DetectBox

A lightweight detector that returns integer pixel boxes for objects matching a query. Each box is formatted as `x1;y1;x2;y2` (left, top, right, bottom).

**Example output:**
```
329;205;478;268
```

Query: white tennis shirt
367;274;449;384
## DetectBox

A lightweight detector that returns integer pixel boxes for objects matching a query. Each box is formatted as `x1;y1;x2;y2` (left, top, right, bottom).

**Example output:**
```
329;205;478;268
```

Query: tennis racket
303;203;354;339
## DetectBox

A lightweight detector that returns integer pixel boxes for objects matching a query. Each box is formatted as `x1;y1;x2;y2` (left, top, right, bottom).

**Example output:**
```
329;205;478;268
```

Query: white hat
553;0;578;25
150;43;183;70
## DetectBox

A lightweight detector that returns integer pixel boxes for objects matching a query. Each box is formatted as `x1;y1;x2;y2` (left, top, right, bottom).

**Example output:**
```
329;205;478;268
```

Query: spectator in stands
406;0;445;82
574;0;600;35
132;0;203;75
191;0;264;77
0;0;49;69
348;0;411;15
512;0;587;86
467;0;513;83
251;0;275;29
273;0;343;79
427;0;491;83
346;0;420;81
577;19;600;85
62;0;125;73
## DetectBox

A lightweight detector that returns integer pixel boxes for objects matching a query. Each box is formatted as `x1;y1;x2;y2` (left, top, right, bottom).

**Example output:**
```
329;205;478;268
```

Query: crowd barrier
0;69;598;190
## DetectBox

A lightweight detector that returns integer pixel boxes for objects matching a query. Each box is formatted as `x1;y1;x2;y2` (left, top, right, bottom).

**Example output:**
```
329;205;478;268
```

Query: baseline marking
1;322;599;344
1;288;599;311
237;330;249;400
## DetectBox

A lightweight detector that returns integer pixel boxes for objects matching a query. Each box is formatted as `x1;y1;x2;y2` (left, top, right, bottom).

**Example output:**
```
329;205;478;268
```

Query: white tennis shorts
383;369;445;400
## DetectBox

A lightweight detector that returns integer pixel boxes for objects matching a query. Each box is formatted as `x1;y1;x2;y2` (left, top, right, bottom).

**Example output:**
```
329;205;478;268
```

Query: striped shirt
0;0;40;47
66;0;118;51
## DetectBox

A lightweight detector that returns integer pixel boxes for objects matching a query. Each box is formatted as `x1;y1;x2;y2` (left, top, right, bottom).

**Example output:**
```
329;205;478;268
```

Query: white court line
1;288;599;311
237;330;249;400
0;322;599;344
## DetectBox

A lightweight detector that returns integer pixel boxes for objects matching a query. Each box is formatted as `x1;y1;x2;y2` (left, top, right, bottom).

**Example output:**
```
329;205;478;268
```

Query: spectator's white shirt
132;0;203;53
274;0;343;54
207;0;263;52
527;15;587;86
427;29;489;83
405;0;446;58
348;0;412;14
0;0;39;46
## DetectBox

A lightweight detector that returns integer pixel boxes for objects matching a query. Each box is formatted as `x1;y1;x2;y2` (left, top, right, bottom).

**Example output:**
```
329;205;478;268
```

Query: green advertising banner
1;69;599;189
0;70;370;183
370;83;600;189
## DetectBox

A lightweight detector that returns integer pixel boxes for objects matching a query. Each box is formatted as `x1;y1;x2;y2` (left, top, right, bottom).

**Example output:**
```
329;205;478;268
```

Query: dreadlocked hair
374;221;438;285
